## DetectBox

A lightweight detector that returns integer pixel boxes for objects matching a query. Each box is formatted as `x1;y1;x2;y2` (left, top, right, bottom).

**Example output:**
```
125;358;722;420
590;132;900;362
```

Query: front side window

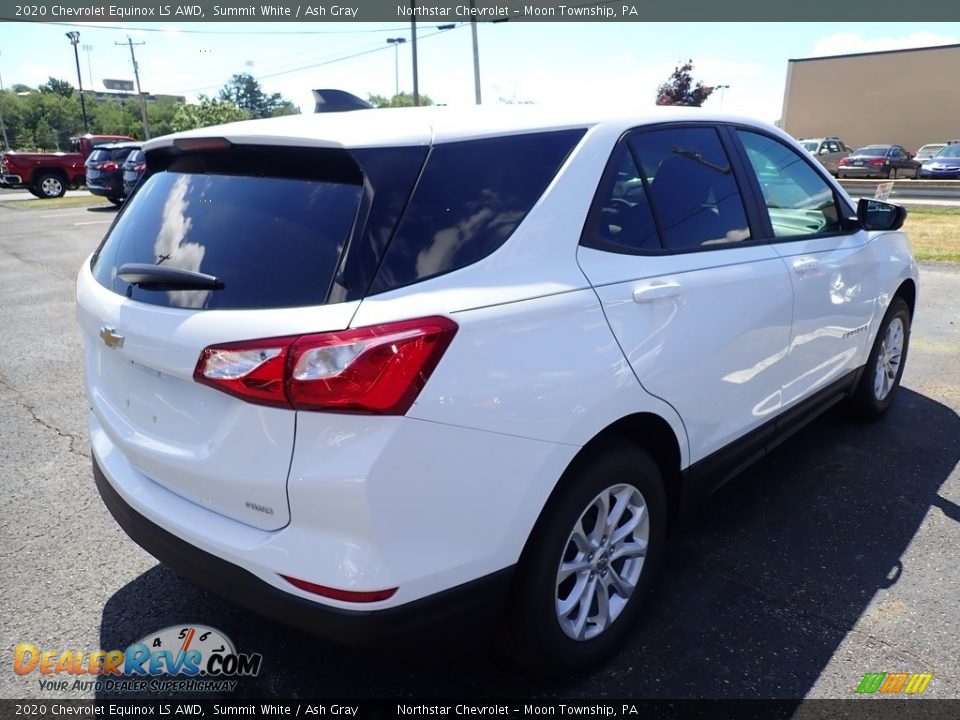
738;130;841;239
628;126;751;250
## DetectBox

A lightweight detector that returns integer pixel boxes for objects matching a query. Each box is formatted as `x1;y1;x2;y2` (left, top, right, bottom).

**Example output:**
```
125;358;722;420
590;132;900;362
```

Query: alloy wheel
874;317;904;401
555;483;649;641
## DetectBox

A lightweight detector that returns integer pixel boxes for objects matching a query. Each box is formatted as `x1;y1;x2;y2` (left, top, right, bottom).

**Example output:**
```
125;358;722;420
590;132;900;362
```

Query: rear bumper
93;454;514;646
1;174;24;188
838;166;889;178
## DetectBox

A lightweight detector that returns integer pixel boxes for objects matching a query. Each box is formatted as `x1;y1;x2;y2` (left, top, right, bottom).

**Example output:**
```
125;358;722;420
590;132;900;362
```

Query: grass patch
903;210;960;262
901;204;960;217
4;196;112;210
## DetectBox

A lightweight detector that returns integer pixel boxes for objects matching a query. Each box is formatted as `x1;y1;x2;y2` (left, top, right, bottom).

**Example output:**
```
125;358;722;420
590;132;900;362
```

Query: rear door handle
792;258;819;275
633;283;682;303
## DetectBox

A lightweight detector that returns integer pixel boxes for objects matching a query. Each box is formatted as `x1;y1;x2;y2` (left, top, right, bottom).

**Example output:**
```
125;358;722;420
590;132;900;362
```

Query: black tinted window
87;149;111;163
585;144;661;253
370;129;584;294
628;127;750;250
92;154;362;310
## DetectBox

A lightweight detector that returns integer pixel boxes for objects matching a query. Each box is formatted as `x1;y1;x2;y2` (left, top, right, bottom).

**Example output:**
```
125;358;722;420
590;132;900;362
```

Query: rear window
125;149;145;164
91;146;363;310
88;146;139;165
86;149;111;165
369;129;585;294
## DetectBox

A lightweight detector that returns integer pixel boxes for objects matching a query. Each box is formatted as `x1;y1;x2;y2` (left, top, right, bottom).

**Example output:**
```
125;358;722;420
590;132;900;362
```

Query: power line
173;25;464;96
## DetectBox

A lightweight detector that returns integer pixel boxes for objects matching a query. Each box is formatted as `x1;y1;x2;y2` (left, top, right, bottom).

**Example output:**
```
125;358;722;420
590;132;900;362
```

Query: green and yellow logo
856;672;933;694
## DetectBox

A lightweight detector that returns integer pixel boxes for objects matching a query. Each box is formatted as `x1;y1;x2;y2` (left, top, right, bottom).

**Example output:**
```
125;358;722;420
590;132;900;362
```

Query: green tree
366;92;434;108
39;77;75;97
218;73;297;119
655;60;715;107
33;118;58;150
171;95;249;132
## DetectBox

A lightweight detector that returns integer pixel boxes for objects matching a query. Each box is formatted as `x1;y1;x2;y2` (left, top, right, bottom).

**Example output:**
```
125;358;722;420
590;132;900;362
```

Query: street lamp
714;84;730;106
386;37;406;98
65;31;89;133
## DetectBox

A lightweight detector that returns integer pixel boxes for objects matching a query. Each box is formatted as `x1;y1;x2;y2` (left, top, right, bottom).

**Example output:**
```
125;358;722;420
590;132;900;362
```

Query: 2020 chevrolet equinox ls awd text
79;105;917;674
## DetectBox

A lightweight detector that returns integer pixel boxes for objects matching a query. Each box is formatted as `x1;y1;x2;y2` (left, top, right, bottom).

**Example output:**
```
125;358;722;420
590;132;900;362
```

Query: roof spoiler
312;89;374;113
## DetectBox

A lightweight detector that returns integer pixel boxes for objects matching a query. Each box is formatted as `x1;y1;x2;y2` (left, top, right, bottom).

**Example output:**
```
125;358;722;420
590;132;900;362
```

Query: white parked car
78;106;918;674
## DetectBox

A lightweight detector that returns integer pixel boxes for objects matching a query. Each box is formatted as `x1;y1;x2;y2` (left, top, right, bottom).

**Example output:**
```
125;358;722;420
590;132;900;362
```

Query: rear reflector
280;575;397;603
194;316;457;415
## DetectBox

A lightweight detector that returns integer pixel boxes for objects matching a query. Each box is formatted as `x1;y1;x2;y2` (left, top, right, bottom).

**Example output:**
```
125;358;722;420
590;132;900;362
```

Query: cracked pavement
1;200;958;700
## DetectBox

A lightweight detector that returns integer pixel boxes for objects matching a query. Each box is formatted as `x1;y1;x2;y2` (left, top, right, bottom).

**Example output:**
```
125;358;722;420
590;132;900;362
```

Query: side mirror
857;198;908;231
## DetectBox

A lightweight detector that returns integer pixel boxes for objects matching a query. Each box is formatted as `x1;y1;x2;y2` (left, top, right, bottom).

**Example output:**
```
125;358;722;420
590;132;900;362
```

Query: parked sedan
915;143;946;161
838;145;920;179
121;148;146;197
85;142;141;205
919;143;960;179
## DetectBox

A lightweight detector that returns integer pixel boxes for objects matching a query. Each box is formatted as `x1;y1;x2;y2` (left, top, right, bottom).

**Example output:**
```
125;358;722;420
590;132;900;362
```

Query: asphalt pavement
0;200;958;701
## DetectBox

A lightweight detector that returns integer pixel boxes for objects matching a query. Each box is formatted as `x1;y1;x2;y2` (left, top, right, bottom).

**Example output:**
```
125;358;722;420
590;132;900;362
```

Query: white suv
78;106;917;674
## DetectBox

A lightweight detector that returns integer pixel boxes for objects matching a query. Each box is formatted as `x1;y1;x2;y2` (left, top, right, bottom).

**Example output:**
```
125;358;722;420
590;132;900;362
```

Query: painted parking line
73;220;113;226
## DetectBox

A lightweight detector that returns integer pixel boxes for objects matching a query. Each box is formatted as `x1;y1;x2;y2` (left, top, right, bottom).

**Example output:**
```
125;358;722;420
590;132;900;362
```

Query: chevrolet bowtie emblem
99;326;125;349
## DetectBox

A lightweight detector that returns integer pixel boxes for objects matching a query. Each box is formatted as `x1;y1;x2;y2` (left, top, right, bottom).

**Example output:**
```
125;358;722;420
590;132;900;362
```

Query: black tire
33;173;66;199
27;187;44;198
848;297;911;419
888;167;896;180
504;444;667;676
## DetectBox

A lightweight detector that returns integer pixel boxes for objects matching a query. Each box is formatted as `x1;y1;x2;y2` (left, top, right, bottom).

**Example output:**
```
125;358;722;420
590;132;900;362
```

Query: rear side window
91;146;363;310
369;129;585;294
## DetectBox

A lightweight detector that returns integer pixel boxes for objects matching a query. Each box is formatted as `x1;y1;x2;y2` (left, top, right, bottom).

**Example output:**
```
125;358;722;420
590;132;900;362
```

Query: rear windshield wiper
117;263;225;291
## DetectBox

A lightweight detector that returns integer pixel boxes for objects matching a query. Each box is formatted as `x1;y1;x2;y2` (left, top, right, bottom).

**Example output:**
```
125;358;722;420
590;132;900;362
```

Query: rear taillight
99;161;119;171
194;316;458;415
869;158;887;166
839;158;850;166
134;163;145;172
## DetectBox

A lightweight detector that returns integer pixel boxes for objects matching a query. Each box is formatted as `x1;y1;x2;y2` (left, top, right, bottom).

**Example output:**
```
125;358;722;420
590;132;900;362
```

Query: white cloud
811;32;958;58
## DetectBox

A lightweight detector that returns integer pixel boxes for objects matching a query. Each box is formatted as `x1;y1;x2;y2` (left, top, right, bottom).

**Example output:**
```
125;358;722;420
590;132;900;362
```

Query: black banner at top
1;0;959;22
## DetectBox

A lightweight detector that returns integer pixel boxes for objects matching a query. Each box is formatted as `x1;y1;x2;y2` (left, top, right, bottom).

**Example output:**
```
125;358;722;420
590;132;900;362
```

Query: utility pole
82;44;94;88
469;0;481;104
65;32;89;133
117;37;150;140
0;61;9;149
410;1;419;106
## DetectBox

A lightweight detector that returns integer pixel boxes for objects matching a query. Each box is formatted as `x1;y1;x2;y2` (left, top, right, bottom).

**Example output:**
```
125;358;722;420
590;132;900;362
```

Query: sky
1;21;958;123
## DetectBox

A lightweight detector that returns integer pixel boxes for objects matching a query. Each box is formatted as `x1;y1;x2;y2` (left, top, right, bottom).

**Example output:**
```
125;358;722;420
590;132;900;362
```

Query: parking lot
1;198;958;700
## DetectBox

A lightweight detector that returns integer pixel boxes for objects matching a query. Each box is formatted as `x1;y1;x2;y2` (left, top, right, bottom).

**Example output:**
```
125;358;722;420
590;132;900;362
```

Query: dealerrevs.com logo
856;672;933;695
14;625;263;693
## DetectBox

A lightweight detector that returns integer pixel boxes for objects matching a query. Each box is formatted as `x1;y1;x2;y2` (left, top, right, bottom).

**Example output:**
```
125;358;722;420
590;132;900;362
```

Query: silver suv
799;137;853;176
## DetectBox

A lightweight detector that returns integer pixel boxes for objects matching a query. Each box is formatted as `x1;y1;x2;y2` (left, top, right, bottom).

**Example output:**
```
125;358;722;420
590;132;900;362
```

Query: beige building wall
782;44;960;153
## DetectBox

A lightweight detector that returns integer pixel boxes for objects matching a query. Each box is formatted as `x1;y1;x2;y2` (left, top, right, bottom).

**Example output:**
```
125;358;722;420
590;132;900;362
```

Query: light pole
715;84;730;106
386;37;406;98
65;31;89;133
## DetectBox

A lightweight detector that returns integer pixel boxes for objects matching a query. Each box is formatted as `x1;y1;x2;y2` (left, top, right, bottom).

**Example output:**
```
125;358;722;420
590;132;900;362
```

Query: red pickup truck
1;134;135;199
